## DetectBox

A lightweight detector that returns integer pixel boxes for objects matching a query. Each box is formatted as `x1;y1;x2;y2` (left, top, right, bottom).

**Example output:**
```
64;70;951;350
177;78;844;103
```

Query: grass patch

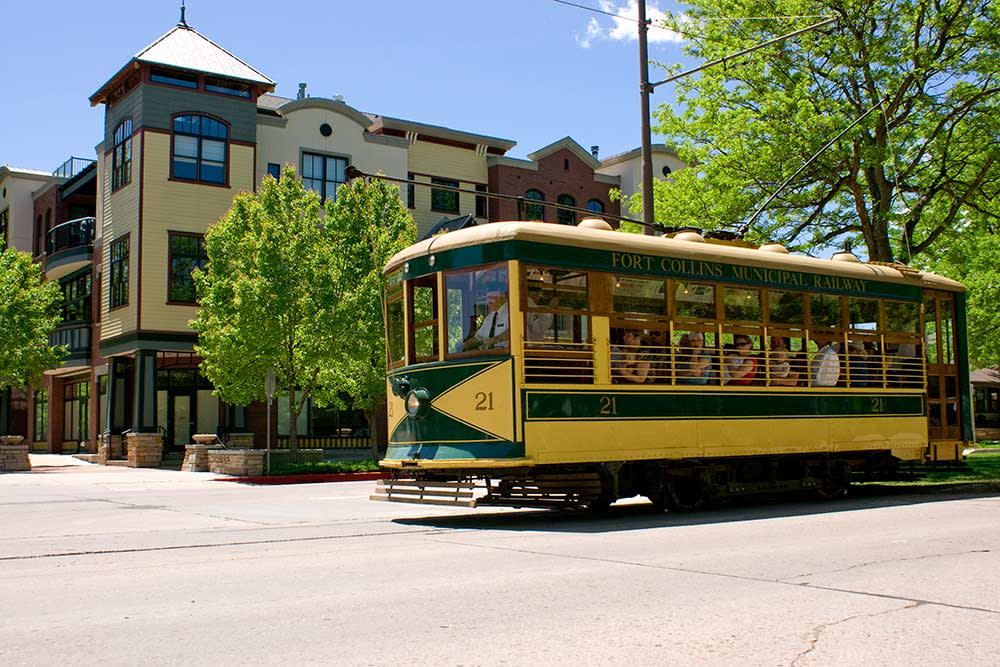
975;440;1000;449
267;459;380;476
862;452;1000;486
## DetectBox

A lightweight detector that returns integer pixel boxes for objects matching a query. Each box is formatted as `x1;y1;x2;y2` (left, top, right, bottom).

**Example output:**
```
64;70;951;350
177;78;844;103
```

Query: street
1;457;999;666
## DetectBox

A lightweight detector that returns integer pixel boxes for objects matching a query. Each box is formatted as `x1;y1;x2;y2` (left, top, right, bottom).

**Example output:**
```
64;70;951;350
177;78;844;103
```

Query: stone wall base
126;433;163;468
181;444;211;472
0;437;30;472
208;449;265;476
98;434;125;464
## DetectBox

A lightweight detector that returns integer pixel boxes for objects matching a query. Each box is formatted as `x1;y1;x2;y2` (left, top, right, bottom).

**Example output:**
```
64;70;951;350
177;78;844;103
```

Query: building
971;368;1000;440
8;14;686;459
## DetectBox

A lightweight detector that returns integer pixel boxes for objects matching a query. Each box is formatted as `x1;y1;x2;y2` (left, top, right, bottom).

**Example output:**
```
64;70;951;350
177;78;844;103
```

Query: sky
0;0;694;171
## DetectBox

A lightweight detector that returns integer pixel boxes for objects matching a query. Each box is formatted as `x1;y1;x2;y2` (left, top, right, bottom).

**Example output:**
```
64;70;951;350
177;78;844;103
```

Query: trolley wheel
646;489;668;512
584;494;613;514
815;460;851;500
664;473;708;512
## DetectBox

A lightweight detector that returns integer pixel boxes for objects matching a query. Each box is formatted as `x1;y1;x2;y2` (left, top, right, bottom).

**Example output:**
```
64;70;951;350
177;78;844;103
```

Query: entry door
924;292;961;440
171;394;194;451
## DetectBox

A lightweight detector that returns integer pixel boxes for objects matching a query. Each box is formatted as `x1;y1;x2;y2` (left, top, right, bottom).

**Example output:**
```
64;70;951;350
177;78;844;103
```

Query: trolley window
386;298;405;368
767;290;804;326
723;287;761;323
408;275;439;363
885;300;920;333
612;276;667;317
810;293;843;329
445;264;509;357
675;281;716;320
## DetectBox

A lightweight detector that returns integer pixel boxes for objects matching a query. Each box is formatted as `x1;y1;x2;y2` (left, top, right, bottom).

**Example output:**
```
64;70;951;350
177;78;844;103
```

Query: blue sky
0;0;692;171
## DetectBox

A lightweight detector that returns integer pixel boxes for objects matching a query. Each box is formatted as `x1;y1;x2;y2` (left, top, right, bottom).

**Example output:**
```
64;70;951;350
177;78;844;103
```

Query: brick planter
0;436;30;472
126;433;164;468
208;449;265;476
181;444;211;472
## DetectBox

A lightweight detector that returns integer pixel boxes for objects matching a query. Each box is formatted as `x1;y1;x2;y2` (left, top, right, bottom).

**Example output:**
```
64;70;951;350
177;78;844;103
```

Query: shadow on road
394;486;1000;534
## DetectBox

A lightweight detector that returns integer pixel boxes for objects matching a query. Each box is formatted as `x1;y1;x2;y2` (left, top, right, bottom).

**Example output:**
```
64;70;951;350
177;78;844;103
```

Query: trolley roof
386;221;963;295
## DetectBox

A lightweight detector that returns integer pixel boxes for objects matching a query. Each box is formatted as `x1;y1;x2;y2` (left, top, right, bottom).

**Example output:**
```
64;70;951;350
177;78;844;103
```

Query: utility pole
638;1;655;233
636;9;836;235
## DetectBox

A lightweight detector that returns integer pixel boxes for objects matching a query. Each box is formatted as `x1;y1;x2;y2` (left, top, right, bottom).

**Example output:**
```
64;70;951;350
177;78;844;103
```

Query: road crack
790;602;921;666
781;549;992;582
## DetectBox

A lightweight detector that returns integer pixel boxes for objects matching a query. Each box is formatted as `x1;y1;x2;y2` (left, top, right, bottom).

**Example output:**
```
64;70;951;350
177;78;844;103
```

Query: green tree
325;177;416;458
193;169;352;455
0;249;65;391
635;0;999;262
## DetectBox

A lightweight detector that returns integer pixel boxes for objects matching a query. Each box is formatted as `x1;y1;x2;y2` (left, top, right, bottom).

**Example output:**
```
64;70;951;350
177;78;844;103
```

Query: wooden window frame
112;118;133;192
524;189;545;221
407;274;440;364
109;234;129;310
170;113;231;187
556;194;577;225
167;231;207;305
430;178;460;214
301;151;348;203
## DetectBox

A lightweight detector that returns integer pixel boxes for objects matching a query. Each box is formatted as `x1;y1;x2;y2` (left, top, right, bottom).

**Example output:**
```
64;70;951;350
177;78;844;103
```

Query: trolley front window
445;264;509;357
408;275;439;363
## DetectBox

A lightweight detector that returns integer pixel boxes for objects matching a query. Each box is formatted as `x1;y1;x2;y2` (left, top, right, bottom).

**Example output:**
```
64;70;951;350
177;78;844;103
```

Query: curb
215;471;389;485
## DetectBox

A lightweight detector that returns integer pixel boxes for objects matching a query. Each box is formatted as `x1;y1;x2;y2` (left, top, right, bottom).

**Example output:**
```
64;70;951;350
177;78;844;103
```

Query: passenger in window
463;288;509;351
810;335;841;386
847;341;873;387
886;342;919;387
611;329;651;384
643;329;671;383
676;332;712;384
768;337;800;386
525;269;558;341
724;335;757;385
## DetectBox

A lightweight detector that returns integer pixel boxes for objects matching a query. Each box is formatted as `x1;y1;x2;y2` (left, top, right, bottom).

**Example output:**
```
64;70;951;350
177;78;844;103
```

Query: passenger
643;329;671;383
810;335;841;386
847;341;872;387
676;332;712;384
724;335;757;385
768;336;800;386
863;341;882;387
887;342;919;387
611;328;651;383
463;288;509;351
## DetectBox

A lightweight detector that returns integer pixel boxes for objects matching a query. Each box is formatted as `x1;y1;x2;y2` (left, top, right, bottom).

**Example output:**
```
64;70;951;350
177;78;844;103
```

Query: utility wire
550;0;833;28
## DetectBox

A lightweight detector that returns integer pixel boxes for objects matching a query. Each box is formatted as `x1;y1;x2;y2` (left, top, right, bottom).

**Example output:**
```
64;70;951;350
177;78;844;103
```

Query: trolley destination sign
398;240;923;301
610;251;878;297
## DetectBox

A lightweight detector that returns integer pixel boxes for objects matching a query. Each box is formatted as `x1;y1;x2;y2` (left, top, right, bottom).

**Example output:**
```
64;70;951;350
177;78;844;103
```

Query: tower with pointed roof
88;15;273;448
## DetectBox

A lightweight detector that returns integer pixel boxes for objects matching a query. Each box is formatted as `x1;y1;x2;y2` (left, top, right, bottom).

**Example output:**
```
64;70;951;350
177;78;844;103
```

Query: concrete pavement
1;459;999;665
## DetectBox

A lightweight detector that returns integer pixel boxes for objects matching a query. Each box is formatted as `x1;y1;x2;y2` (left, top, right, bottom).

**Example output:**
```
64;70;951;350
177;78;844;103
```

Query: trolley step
370;478;478;507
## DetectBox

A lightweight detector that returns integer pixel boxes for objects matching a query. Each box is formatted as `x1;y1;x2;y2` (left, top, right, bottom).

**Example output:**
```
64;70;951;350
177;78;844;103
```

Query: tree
635;0;999;262
325;177;416;459
193;169;353;456
0;249;65;392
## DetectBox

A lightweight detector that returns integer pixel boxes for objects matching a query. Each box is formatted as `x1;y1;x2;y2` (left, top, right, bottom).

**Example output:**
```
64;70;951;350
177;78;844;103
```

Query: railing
276;435;372;449
524;340;595;383
46;217;95;256
52;157;96;180
49;323;91;358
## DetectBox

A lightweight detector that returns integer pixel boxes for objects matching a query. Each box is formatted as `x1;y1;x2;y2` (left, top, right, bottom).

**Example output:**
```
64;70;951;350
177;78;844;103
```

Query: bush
267;459;380;476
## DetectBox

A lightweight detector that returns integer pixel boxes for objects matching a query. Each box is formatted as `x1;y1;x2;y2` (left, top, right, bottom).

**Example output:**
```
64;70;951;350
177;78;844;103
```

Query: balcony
49;322;92;368
44;217;95;274
52;157;96;180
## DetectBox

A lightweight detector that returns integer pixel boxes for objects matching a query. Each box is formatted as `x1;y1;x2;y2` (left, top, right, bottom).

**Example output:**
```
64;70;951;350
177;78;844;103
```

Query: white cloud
576;1;685;47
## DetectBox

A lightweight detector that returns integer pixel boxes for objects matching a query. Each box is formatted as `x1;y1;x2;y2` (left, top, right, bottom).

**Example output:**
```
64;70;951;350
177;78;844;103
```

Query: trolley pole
638;1;655;234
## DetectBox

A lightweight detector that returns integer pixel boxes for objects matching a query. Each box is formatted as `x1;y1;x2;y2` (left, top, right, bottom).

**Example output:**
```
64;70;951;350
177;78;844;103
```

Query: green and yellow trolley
372;219;970;510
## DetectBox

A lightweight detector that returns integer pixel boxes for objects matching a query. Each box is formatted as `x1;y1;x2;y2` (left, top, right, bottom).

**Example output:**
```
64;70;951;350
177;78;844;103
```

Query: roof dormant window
205;77;251;98
172;114;228;185
151;68;198;89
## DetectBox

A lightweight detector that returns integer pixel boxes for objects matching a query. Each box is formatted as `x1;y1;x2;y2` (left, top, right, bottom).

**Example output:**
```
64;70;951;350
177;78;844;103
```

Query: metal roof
135;24;274;85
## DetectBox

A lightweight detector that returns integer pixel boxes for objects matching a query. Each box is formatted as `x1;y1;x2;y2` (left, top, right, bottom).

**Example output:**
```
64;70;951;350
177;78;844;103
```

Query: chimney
333;94;345;103
590;145;600;158
297;83;308;100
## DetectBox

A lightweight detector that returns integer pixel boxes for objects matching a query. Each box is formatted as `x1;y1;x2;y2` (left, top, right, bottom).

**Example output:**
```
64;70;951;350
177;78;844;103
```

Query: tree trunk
366;407;380;462
287;386;298;460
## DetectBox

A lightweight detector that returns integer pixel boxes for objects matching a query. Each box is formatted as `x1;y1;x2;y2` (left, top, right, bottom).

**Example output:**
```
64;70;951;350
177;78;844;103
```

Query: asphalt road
1;456;999;666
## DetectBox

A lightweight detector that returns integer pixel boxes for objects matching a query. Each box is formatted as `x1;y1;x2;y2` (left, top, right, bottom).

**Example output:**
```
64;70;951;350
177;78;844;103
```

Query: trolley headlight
405;389;430;419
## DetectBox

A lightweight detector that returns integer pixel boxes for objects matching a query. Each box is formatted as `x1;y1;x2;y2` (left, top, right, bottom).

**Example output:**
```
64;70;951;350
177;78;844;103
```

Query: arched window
586;198;604;214
172;114;228;185
556;194;576;225
524;189;545;221
112;119;132;191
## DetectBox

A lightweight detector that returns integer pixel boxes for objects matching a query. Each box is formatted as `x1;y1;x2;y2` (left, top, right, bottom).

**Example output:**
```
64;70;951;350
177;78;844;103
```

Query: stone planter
181;444;211;472
126;433;163;468
192;433;220;446
208;449;265;476
0;436;30;472
98;434;125;464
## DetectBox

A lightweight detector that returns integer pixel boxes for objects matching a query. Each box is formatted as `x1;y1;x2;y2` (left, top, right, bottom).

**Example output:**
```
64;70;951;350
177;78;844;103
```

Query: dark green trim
100;332;197;357
955;293;974;439
386;442;525;460
400;240;923;300
57;265;94;285
132;349;158;433
524;389;925;421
